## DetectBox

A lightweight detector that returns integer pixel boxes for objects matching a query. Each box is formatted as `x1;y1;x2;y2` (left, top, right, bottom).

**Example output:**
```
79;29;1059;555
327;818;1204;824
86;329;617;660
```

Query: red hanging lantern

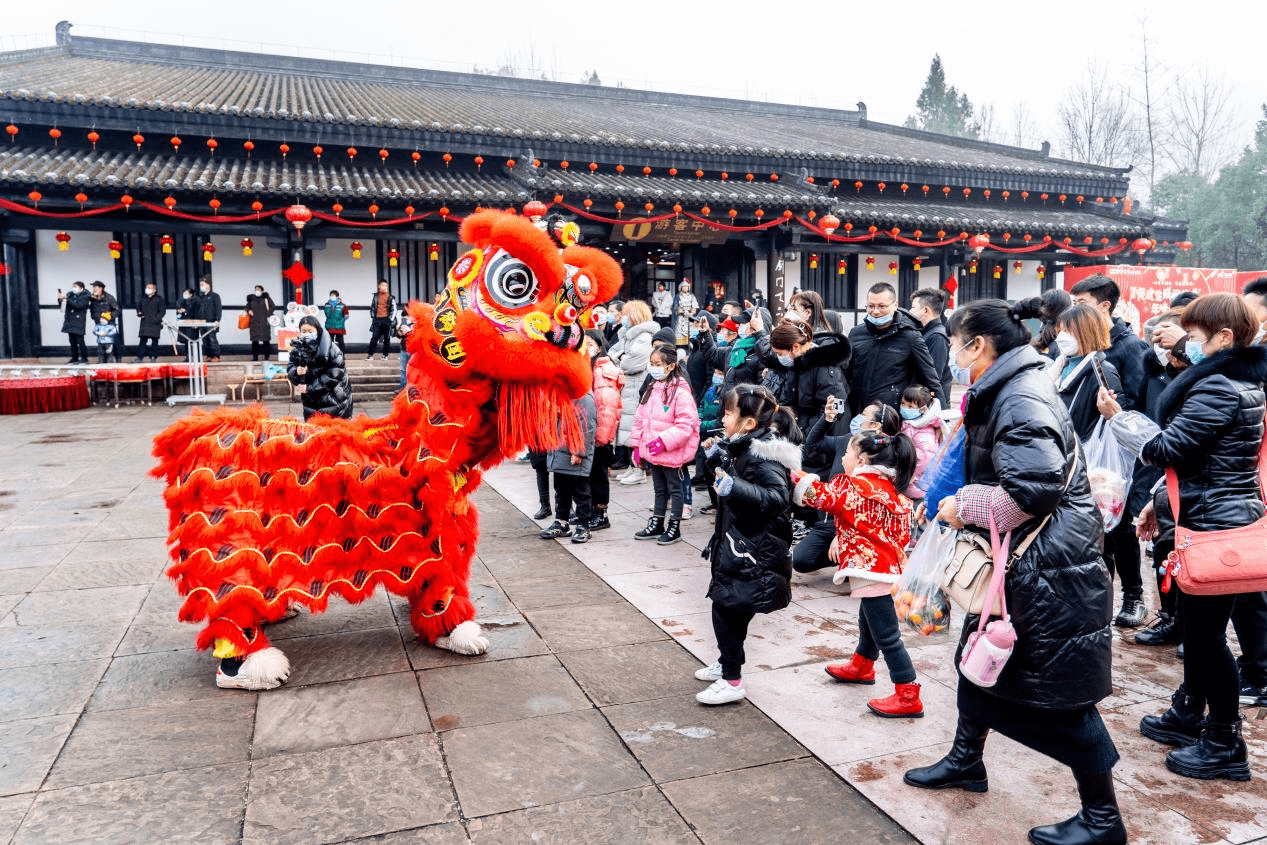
744;172;754;182
313;144;324;160
644;202;654;213
615;164;625;173
831;179;840;189
55;231;71;251
49;127;61;145
347;147;358;161
1013;261;1023;273
1037;264;1047;280
285;203;313;232
968;260;978;273
74;191;88;206
250;200;263;215
854;180;863;193
243;139;255;155
993;264;1002;280
132;132;144;150
701;205;711;216
410;151;421;165
868;225;878;234
207;138;218;153
983;189;992;200
108;240;123;259
900;183;909;194
160;234;174;254
379;148;389;162
890;227;900;238
838;259;847;276
332;202;344;216
1002;190;1009;201
877;182;887;193
844;223;854;233
163;196;177;209
673;203;683;214
209;198;221;213
583;198;593;209
809;253;818;269
721;172;729;181
819;213;841;235
280;143;290;159
560;160;570;170
754;209;765;219
942;186;951;197
429;243;439;262
963;187;972;199
1132;237;1152;257
865;257;875;271
644;166;652;176
350;241;363;259
387;248;400;268
968;233;991;254
404;205;416;217
922;184;930;196
240;238;254;256
669;167;679;177
614;200;625;215
442;153;453;167
913;258;922;272
782;210;793;220
523;200;548;220
121;194;134;210
695;169;704;179
439;206;450;217
5;123;18;141
88;130;100;149
368;203;380;218
888;261;898;275
202;243;216;262
27;190;42;206
1179;240;1193;252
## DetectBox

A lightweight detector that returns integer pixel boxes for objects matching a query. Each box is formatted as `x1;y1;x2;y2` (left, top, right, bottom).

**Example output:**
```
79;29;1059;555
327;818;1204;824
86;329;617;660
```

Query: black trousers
67;333;88;361
250;340;272;360
857;596;916;684
590;444;613;510
330;333;346;352
368;318;393;356
201;328;220;358
1180;591;1241;722
134;336;160;359
529;451;550;507
712;602;757;680
1102;518;1143;598
958;682;1120;773
650;464;685;519
554;472;592;524
1152;539;1179;616
792;518;836;573
1232;591;1267;688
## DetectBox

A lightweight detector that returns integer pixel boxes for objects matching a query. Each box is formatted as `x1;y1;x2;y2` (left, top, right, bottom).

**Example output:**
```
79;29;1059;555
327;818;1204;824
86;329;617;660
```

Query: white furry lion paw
215;646;291;690
435;620;489;655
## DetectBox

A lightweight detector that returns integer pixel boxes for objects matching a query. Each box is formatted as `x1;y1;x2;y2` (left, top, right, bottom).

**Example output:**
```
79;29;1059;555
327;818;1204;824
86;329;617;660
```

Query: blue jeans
398;349;411;390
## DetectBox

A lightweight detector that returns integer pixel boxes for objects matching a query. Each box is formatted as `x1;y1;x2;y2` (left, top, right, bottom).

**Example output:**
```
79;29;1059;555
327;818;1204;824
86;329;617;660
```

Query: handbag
1163;425;1267;595
959;515;1018;688
237;313;251;330
941;441;1078;615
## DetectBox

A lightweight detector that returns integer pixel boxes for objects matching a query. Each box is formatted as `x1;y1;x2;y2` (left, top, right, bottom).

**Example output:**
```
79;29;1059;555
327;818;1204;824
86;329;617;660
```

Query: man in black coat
58;281;91;364
911;287;952;407
1070;275;1147;411
193;276;223;361
134;283;166;362
846;283;940;415
89;281;123;362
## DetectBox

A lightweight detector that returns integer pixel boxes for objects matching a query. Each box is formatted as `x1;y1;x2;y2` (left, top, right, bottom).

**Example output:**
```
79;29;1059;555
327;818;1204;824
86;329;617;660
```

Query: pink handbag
959;515;1018;689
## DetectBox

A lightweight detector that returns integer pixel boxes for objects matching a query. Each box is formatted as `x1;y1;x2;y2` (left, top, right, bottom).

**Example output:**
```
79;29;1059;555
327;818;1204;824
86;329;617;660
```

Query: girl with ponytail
792;428;923;718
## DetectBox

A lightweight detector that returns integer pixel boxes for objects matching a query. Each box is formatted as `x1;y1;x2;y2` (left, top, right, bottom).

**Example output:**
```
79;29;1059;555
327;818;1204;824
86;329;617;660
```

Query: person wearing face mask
905;299;1123;845
58;281;92;365
1101;293;1267;783
846;283;940;416
89;281;124;362
764;320;850;476
287;315;353;421
1047;305;1122;442
909;288;952;407
193;277;222;361
600;300;624;346
628;343;701;544
1070;275;1148;412
1242;277;1267;345
672;279;700;346
133;282;167;363
244;285;277;361
321;289;349;354
685;311;720;400
608;299;658;483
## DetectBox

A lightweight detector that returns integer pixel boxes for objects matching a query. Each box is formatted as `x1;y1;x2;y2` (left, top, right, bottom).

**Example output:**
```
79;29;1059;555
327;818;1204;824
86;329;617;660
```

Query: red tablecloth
0;376;91;414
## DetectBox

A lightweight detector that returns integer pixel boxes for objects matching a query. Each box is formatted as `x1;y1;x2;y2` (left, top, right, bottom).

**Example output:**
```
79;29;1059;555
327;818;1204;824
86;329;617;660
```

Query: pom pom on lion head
408;209;623;455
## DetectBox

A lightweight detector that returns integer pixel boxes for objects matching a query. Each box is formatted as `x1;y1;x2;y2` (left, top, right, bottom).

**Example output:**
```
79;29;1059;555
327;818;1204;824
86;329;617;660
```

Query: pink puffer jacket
592;357;624;447
902;408;945;499
629;377;700;468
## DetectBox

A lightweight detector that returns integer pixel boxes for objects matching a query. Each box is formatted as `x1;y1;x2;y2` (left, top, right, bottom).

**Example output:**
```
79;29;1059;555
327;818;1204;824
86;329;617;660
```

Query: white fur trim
436;620;490;655
792;473;820;506
749;436;802;473
216;646;290;691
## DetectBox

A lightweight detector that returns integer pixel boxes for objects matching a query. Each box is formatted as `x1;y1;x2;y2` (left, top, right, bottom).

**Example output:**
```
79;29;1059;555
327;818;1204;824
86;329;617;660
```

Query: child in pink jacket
588;329;624;531
629;341;700;545
899;385;946;500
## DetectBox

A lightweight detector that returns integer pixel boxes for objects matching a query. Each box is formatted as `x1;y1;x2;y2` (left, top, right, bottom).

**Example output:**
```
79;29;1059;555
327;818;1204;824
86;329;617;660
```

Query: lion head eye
483;250;539;310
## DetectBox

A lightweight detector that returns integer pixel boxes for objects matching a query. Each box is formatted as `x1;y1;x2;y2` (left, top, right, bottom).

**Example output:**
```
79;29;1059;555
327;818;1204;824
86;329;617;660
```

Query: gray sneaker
1115;598;1148;628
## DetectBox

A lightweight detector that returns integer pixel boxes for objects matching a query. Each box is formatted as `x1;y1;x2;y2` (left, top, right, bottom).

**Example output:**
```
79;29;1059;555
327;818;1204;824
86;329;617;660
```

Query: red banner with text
1063;265;1262;337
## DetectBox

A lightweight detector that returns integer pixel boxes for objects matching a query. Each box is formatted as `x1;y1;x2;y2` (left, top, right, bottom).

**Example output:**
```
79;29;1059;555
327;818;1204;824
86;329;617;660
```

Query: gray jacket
547;393;597;476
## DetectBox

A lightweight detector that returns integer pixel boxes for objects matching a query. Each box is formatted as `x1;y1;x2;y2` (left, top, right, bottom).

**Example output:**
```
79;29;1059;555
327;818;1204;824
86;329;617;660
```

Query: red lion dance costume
152;210;623;689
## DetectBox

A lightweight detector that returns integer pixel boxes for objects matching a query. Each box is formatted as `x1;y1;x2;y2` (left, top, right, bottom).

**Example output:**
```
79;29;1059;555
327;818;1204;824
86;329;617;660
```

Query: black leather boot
1139;685;1204;746
657;518;682;545
1027;769;1127;845
634;515;665;540
1134;611;1180;645
903;716;989;792
1165;719;1251;781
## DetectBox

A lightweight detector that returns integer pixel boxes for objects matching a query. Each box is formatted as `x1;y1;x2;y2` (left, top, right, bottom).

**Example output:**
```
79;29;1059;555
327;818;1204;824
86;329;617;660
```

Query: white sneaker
681;504;693;520
696;678;746;705
619;467;647;485
695;661;723;681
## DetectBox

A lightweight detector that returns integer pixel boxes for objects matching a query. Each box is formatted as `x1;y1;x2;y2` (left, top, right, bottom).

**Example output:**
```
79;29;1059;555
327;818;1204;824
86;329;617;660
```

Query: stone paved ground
0;400;914;845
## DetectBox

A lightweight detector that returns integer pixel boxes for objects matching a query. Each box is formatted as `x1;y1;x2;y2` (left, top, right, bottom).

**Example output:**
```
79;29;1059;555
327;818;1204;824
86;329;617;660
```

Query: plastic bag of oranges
892;521;955;636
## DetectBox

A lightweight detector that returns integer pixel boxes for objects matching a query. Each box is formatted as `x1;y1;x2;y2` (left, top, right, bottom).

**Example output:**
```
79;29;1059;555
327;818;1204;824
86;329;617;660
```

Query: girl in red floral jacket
793;428;923;717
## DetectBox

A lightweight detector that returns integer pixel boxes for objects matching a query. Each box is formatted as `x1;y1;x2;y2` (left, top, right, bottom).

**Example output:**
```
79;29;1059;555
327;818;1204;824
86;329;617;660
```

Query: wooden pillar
767;233;785;320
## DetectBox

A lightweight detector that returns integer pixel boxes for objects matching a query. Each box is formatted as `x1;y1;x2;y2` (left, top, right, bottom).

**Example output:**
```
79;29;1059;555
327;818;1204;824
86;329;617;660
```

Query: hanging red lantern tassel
387;248;400;267
350;241;363;259
202;243;216;263
429;244;439;261
160;235;174;255
837;259;847;276
809;253;818;270
240;238;254;257
108;240;123;260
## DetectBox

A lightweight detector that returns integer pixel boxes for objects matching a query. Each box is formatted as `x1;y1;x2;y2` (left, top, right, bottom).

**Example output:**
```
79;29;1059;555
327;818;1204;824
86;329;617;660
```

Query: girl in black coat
287;316;353;421
1048;304;1122;442
1104;293;1267;783
904;300;1125;845
695;384;801;706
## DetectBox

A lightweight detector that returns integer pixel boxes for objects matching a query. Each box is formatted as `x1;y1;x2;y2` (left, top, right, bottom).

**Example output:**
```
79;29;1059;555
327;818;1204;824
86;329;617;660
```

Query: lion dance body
151;210;623;689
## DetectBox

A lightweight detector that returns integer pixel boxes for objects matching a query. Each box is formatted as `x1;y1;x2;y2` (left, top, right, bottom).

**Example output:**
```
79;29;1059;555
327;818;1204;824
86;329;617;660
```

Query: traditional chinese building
0;22;1177;358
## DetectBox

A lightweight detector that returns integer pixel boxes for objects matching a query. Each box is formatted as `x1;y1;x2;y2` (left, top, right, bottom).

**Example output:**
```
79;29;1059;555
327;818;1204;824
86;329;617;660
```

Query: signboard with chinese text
609;217;730;245
1064;265;1256;337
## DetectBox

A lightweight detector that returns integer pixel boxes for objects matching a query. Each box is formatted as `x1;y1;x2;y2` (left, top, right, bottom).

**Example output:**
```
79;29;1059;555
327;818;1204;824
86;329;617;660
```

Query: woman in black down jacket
762;321;850;475
287;316;353;421
1102;293;1267;783
903;300;1124;845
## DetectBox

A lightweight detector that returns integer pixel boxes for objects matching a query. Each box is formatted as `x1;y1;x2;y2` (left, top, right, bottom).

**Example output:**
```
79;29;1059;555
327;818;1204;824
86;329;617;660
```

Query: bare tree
1166;65;1240;180
1056;61;1141;167
1129;18;1167;200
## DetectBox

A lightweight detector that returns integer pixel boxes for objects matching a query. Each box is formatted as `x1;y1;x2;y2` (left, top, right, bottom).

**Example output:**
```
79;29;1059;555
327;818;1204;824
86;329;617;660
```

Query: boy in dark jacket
539;393;598;544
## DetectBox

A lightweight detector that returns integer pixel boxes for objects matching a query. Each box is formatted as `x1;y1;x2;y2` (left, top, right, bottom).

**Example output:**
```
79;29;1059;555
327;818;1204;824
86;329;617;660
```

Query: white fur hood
747;435;802;473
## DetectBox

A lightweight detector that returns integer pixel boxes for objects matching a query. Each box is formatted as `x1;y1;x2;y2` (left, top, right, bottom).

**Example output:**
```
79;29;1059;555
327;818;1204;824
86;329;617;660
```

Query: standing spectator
1016;289;1074;358
588;329;623;531
609;300;658;484
367;280;397;360
846;283;940;415
651;282;673;328
396;312;415;391
910;288;952;407
789;290;846;336
58;281;91;364
749;288;767;312
133;282;166;363
176;287;196;319
287;316;353;421
92;315;117;364
601;300;624;346
1242;277;1267;341
89;281;123;362
1070;275;1147;411
673;279;699;345
900;385;946;499
538;391;598;545
245;285;276;361
685;311;722;400
904;299;1123;844
629;342;701;545
765;320;850;475
192;277;222;361
703;280;727;314
322;289;349;353
1048;304;1123;441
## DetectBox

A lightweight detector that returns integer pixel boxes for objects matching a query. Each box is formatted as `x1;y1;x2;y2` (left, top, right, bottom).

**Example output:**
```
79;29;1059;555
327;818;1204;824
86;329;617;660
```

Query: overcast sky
4;1;1264;172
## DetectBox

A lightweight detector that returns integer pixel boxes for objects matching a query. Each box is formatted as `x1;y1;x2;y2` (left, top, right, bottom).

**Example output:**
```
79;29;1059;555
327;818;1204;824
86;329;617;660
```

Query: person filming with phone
1048;304;1122;442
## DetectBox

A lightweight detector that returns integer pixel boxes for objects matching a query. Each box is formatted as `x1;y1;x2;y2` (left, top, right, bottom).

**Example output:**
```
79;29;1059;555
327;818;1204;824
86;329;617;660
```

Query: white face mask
1154;343;1171;366
1255;324;1267;345
648;365;668;380
1054;331;1079;358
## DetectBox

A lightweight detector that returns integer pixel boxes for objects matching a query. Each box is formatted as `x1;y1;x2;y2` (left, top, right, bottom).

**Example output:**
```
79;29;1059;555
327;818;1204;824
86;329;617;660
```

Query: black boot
1140;685;1204;746
1165;719;1251;781
1027;769;1127;845
1134;611;1180;645
903;716;989;792
635;515;665;540
532;503;551;520
657;518;682;545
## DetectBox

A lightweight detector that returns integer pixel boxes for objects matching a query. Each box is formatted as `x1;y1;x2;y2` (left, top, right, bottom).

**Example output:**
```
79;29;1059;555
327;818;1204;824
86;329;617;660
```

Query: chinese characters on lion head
151;209;623;690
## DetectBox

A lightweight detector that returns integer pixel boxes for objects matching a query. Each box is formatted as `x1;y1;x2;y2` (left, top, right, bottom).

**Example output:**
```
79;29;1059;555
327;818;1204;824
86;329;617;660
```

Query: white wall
856;253;900;304
207;242;279;347
1006;260;1043;302
36;230;117;347
314;239;380;345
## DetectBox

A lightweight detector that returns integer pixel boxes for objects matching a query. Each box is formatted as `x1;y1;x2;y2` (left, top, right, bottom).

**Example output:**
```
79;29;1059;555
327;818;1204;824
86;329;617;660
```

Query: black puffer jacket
1105;318;1149;412
287;327;354;420
1051;352;1121;442
136;292;167;339
958;344;1112;710
704;430;799;613
847;309;940;415
1145;345;1267;539
758;336;851;474
61;289;90;335
1125;351;1176;517
921;318;952;407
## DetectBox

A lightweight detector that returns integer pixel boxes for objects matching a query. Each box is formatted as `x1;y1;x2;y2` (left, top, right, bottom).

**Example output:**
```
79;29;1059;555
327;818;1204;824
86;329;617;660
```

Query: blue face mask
951;362;973;387
849;414;865;435
690;327;700;339
621;316;631;328
329;296;338;303
1185;339;1207;365
865;313;893;327
712;373;724;386
776;353;794;367
717;336;730;347
900;406;921;420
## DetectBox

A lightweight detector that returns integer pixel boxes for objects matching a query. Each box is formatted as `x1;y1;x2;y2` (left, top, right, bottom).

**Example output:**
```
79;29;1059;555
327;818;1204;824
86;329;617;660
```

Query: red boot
868;682;924;718
825;653;875;684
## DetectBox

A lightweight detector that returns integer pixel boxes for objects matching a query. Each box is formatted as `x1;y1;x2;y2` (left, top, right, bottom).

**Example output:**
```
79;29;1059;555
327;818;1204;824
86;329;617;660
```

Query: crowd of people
528;275;1267;845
